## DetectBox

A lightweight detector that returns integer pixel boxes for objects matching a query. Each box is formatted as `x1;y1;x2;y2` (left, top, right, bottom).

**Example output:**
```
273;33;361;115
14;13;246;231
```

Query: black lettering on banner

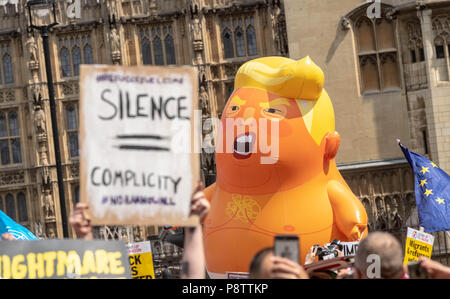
97;88;190;122
98;89;117;120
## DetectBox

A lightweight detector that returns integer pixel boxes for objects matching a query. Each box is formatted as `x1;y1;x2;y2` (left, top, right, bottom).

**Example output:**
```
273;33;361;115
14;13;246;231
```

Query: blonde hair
235;56;335;145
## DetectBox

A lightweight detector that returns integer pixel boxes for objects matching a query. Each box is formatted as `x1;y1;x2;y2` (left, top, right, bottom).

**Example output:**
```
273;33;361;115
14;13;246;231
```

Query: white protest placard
80;65;199;226
341;241;359;256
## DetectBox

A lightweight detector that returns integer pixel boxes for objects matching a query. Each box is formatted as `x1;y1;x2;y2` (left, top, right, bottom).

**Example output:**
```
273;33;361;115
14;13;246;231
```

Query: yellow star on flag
420;166;430;174
424;189;433;197
430;162;438;168
436;197;445;204
420;179;427;187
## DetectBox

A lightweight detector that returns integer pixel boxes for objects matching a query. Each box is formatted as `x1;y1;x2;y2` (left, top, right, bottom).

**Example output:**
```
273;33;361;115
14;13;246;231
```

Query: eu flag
399;141;450;232
0;210;38;240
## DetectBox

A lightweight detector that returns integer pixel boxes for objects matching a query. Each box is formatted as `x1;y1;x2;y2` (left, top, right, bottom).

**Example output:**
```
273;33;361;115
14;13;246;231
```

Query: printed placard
80;65;199;226
403;227;434;265
0;240;131;279
341;241;359;256
127;241;156;279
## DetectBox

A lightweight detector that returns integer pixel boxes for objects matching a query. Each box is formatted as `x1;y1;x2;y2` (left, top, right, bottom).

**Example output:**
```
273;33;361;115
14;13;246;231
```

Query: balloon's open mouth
233;132;255;159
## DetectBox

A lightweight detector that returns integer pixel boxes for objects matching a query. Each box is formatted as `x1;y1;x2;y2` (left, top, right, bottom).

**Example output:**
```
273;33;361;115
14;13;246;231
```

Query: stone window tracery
407;20;425;64
65;103;79;158
0;191;28;225
221;15;258;59
0;43;14;85
139;24;176;66
58;33;94;78
0;110;22;166
354;16;401;93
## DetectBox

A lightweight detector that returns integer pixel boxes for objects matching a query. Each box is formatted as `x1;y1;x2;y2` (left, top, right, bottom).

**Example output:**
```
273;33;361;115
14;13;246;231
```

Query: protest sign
0;239;131;279
127;241;155;279
403;227;434;265
80;65;200;226
341;241;359;256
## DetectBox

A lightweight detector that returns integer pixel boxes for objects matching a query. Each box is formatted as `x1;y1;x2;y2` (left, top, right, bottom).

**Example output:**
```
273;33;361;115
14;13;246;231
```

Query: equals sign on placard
114;134;170;152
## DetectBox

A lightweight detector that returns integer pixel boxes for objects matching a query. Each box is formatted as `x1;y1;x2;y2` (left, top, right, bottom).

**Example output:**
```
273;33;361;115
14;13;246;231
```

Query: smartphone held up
274;235;300;264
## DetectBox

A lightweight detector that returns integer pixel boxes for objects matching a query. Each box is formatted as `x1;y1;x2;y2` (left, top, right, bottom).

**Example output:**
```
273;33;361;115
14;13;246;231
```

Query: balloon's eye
261;105;287;119
226;104;241;116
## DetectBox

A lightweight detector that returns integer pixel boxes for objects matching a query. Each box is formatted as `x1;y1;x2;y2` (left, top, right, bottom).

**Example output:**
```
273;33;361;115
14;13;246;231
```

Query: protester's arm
268;256;309;279
181;181;210;279
69;202;94;240
419;257;450;279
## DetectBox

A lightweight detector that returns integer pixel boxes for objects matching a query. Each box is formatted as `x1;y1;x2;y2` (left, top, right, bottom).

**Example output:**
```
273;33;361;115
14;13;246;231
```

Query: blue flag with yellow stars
399;141;450;232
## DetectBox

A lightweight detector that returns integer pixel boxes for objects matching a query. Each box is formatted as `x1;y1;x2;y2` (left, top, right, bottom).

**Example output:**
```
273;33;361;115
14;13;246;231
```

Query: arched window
72;46;81;76
8;111;19;136
141;37;152;65
83;44;94;65
360;55;380;92
60;47;72;77
376;19;396;50
5;193;16;221
0;111;6;137
164;35;176;65
234;27;246;57
2;52;14;84
222;28;234;59
9;111;21;164
246;26;257;56
66;104;79;158
17;192;28;223
0;112;9;165
381;53;401;90
435;36;445;59
356;17;376;53
349;3;400;94
153;36;164;66
66;104;77;131
59;34;94;77
0;110;22;165
139;25;177;66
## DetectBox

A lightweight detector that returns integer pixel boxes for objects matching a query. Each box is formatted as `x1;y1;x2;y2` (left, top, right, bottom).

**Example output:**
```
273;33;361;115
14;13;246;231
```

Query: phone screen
274;235;299;264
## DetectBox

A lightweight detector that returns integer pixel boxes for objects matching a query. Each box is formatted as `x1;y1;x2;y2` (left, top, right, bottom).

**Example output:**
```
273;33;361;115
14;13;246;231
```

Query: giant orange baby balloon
202;56;368;278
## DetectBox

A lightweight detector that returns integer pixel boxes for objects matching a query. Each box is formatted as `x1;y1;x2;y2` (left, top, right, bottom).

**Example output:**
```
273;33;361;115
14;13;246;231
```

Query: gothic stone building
285;0;449;264
0;0;288;252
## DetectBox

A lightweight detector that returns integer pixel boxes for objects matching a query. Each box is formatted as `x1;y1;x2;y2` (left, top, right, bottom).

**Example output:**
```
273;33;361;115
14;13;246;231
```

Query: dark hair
249;247;274;278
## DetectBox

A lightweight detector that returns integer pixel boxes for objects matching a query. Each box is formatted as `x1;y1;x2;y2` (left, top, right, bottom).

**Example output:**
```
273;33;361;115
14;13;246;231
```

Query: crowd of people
1;181;450;279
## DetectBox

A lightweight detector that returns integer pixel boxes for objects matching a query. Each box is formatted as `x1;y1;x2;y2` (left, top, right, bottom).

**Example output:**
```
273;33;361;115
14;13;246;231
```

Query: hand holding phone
408;261;429;279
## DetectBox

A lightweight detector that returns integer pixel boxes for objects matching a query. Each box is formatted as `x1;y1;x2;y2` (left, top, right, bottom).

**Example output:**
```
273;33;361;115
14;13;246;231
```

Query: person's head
249;247;274;278
354;232;404;279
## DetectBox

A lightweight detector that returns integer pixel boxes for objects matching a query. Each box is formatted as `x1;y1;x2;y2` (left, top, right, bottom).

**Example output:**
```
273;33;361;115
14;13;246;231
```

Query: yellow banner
127;241;156;279
403;228;434;265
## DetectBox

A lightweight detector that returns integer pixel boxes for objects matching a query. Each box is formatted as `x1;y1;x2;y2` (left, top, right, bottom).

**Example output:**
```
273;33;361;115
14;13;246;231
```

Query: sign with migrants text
0;240;131;279
127;241;155;279
403;227;434;265
80;65;200;226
